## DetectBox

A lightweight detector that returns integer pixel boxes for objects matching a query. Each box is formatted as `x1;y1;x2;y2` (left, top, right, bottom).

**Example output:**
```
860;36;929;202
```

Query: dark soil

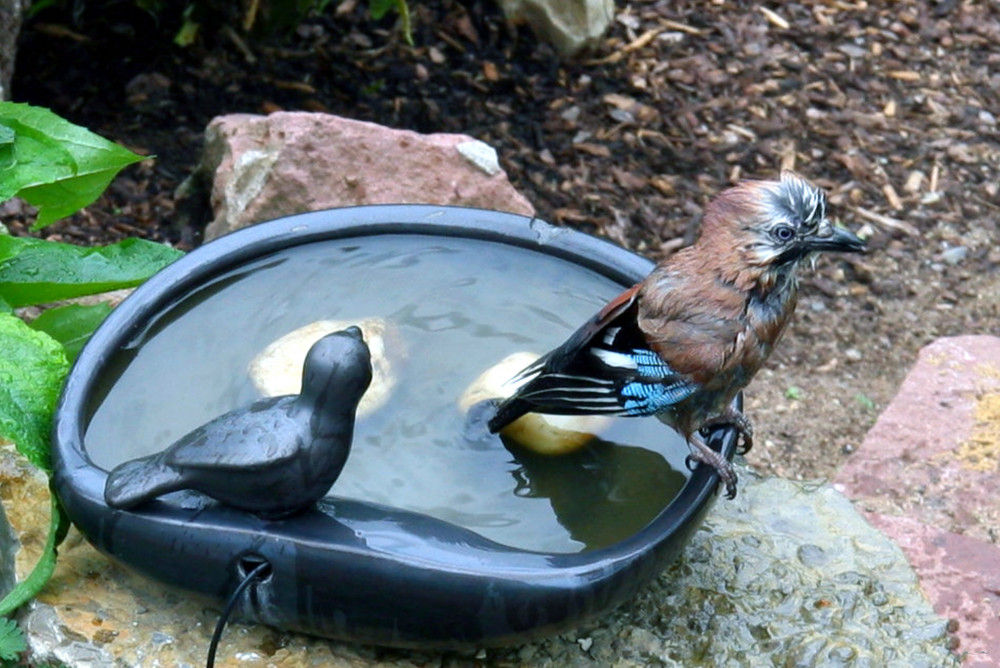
7;0;1000;484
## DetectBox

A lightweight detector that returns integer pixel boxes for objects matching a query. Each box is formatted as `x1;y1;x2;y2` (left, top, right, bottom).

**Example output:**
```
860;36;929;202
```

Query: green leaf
369;0;395;19
174;16;200;47
0;313;70;471
855;393;876;412
0;236;182;308
0;495;69;618
0;617;26;661
29;303;112;362
0;125;13;172
0;102;146;229
369;0;412;43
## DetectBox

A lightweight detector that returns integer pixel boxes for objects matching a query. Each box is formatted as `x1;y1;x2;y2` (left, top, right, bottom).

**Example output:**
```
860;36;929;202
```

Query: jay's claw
699;409;754;456
687;433;738;499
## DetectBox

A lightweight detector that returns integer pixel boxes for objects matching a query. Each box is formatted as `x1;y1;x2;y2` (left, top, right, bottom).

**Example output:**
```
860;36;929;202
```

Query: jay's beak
806;225;866;254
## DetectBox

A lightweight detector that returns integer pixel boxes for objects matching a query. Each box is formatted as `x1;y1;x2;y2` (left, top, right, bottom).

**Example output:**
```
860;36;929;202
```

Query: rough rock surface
497;0;614;57
837;335;1000;667
2;443;957;667
0;0;25;99
196;112;535;240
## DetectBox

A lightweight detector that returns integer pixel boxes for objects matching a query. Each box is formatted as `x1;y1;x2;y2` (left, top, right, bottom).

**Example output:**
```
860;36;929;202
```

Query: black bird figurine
104;326;373;518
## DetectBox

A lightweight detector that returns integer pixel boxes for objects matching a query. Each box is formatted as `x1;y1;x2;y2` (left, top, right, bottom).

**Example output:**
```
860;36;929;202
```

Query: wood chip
584;28;662;65
573;142;612;158
759;7;791;30
657;19;705;35
903;171;925;194
882;183;904;210
33;23;90;42
482;62;499;82
274;80;317;94
851;206;920;236
603;93;637;110
649;175;676;196
887;70;921;82
428;46;446;64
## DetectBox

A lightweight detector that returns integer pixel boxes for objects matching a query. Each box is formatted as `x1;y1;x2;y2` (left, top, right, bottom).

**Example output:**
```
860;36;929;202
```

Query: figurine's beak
806;225;866;253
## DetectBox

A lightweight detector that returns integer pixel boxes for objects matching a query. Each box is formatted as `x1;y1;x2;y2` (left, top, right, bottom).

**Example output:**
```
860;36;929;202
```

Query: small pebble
560;105;581;122
940;246;967;265
456;140;501;176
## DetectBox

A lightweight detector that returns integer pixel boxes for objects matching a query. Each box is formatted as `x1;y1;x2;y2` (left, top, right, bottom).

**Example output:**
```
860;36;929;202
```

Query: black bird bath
52;205;737;648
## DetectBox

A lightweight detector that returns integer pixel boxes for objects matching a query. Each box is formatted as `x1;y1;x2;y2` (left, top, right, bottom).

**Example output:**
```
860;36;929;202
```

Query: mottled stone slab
4;451;958;666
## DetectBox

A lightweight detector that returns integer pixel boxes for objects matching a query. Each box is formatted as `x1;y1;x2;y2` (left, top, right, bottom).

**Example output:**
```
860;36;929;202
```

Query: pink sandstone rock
199;112;535;240
864;514;999;668
836;335;1000;666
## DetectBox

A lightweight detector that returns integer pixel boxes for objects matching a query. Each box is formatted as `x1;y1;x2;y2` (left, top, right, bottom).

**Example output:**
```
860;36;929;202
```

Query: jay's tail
487;397;532;433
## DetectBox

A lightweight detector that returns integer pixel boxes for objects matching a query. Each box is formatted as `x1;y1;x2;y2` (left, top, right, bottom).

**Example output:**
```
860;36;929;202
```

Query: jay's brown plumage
488;172;865;498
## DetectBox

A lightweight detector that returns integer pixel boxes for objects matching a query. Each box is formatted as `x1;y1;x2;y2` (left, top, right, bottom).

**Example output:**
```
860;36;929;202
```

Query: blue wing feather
488;284;701;431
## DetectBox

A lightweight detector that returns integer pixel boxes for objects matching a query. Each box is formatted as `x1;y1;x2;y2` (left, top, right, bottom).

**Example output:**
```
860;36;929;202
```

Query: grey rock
0;0;26;99
563;468;958;667
21;606;116;668
498;0;614;57
0;499;15;600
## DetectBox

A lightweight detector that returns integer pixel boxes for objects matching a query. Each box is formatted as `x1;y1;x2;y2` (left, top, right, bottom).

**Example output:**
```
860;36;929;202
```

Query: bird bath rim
51;204;738;647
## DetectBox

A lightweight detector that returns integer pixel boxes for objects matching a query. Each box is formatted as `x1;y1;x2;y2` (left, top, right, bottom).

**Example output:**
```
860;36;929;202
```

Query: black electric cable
206;560;270;668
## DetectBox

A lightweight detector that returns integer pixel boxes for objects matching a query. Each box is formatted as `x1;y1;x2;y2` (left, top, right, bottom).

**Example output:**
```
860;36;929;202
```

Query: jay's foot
699;408;754;455
686;433;738;499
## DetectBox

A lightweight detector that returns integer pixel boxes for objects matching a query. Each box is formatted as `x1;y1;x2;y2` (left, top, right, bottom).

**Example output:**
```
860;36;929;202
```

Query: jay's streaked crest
487;172;865;498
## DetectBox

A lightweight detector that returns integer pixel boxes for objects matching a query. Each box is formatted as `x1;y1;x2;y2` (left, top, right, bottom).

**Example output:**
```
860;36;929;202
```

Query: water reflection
505;437;686;551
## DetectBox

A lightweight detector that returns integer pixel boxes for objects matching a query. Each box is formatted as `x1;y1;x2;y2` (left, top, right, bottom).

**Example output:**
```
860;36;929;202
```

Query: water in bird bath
84;235;689;553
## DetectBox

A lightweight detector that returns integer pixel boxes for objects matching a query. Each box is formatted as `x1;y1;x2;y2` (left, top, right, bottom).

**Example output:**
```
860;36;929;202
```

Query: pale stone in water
458;351;611;455
248;318;396;418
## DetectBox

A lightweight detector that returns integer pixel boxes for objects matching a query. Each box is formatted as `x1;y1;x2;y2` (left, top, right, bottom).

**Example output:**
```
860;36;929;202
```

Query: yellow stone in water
459;351;610;455
248;318;396;418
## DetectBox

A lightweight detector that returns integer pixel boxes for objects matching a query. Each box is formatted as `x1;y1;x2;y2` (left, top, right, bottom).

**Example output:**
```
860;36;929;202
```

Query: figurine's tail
104;454;184;510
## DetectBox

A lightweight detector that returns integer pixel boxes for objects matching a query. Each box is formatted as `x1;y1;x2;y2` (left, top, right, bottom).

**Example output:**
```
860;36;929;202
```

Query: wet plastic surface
51;205;736;648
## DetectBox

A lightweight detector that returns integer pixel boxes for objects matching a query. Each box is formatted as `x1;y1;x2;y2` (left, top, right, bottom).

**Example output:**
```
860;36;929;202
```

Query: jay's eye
772;225;795;242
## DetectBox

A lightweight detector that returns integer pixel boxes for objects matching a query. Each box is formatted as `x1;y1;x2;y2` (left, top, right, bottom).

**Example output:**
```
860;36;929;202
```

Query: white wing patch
591;347;639;370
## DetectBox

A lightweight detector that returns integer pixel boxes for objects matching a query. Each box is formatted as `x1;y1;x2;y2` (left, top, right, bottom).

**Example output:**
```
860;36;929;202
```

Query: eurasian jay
488;172;865;498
